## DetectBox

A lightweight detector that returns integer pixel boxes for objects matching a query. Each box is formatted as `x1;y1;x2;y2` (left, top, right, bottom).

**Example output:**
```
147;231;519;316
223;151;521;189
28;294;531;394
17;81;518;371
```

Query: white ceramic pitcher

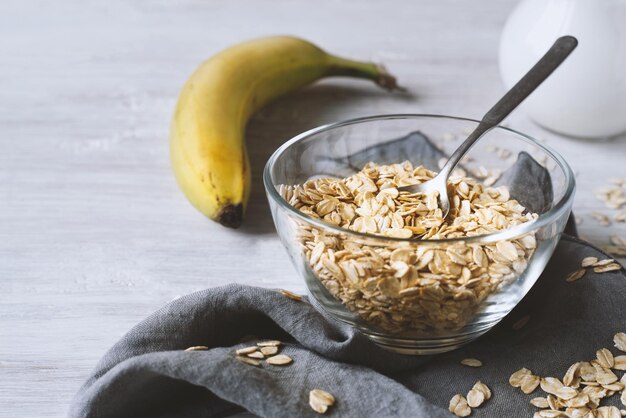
499;0;626;138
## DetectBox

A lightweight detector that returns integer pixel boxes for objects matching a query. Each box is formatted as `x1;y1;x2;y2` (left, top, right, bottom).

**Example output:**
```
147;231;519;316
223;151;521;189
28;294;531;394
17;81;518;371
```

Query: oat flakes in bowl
264;115;575;354
280;161;538;335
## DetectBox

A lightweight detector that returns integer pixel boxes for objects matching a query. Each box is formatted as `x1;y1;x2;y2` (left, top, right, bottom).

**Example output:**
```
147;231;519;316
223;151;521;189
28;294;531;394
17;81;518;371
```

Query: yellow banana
170;36;401;228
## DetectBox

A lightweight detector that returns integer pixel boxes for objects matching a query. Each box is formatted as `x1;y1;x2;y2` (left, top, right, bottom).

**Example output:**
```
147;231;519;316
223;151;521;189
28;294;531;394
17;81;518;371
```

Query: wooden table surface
1;1;624;416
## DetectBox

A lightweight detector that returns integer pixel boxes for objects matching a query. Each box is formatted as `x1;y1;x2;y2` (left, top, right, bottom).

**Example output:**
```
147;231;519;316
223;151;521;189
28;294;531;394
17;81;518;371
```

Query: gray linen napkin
70;240;625;418
71;133;624;417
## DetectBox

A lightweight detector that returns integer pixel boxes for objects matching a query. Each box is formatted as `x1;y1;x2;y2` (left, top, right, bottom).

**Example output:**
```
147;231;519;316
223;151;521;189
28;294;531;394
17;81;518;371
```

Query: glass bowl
263;114;575;355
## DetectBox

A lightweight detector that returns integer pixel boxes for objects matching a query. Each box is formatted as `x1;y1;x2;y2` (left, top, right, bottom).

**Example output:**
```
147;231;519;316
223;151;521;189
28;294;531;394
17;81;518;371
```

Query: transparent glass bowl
263;115;575;355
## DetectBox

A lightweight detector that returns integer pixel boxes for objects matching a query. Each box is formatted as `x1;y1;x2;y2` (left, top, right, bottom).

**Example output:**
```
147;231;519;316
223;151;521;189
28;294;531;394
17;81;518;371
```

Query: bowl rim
263;114;576;244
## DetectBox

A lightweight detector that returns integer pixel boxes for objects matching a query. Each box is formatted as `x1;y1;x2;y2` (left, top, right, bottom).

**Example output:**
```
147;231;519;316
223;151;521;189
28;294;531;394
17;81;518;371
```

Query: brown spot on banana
217;204;243;228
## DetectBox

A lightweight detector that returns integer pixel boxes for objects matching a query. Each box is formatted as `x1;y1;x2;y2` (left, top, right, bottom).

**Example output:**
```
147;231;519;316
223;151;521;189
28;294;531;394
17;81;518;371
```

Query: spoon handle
484;35;578;126
439;36;578;179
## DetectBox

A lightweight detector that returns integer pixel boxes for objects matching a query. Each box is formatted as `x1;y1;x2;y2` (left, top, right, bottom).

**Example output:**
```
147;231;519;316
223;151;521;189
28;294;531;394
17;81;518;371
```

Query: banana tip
218;204;244;228
375;64;406;92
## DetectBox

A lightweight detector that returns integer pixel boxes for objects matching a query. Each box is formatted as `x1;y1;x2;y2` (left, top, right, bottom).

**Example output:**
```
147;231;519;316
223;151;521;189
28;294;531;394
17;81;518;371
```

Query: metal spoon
398;36;578;220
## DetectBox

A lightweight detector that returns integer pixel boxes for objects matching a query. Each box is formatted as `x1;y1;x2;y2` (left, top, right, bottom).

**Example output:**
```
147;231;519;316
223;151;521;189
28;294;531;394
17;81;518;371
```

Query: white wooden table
1;1;624;416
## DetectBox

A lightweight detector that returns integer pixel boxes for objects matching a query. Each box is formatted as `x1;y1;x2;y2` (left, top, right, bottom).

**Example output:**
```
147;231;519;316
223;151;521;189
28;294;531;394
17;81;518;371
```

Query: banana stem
326;55;406;92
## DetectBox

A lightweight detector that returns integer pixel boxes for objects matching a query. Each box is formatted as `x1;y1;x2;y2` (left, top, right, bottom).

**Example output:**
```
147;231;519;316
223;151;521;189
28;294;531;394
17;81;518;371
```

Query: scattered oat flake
461;358;482;367
537;410;567;417
592;211;612;226
236;346;259;355
604;245;626;257
236;356;260;366
513;315;531;330
594;365;618;385
521;374;541;394
565;392;589;408
449;394;471;417
510;368;533;387
260;346;279;356
565;409;587;418
579;362;596;381
621;390;626;407
581;257;598;267
546;395;560;411
610;235;626;246
467;387;485;408
184;345;208;351
614;355;626;370
247;351;264;359
602;381;624;391
473;381;491;400
596;348;615;368
597;406;622;418
266;354;293;365
279;289;303;302
593;258;615;267
614;333;626;352
594;263;622;273
554;386;577;400
540;377;565;396
309;389;335;414
596;184;626;210
530;397;550;408
257;340;281;347
566;268;586;282
563;362;580;387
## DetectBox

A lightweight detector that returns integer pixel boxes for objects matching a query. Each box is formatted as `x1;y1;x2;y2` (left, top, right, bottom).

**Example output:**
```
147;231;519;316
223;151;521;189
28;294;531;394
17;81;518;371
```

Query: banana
170;36;401;228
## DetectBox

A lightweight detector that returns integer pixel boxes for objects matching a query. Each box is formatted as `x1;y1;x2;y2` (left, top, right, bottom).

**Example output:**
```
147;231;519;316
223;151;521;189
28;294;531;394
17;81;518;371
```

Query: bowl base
305;273;503;355
305;272;502;355
361;327;492;355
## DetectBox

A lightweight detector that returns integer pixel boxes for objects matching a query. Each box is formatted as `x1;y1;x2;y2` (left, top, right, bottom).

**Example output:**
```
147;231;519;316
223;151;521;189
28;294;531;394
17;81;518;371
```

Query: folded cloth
70;237;625;417
71;132;622;417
